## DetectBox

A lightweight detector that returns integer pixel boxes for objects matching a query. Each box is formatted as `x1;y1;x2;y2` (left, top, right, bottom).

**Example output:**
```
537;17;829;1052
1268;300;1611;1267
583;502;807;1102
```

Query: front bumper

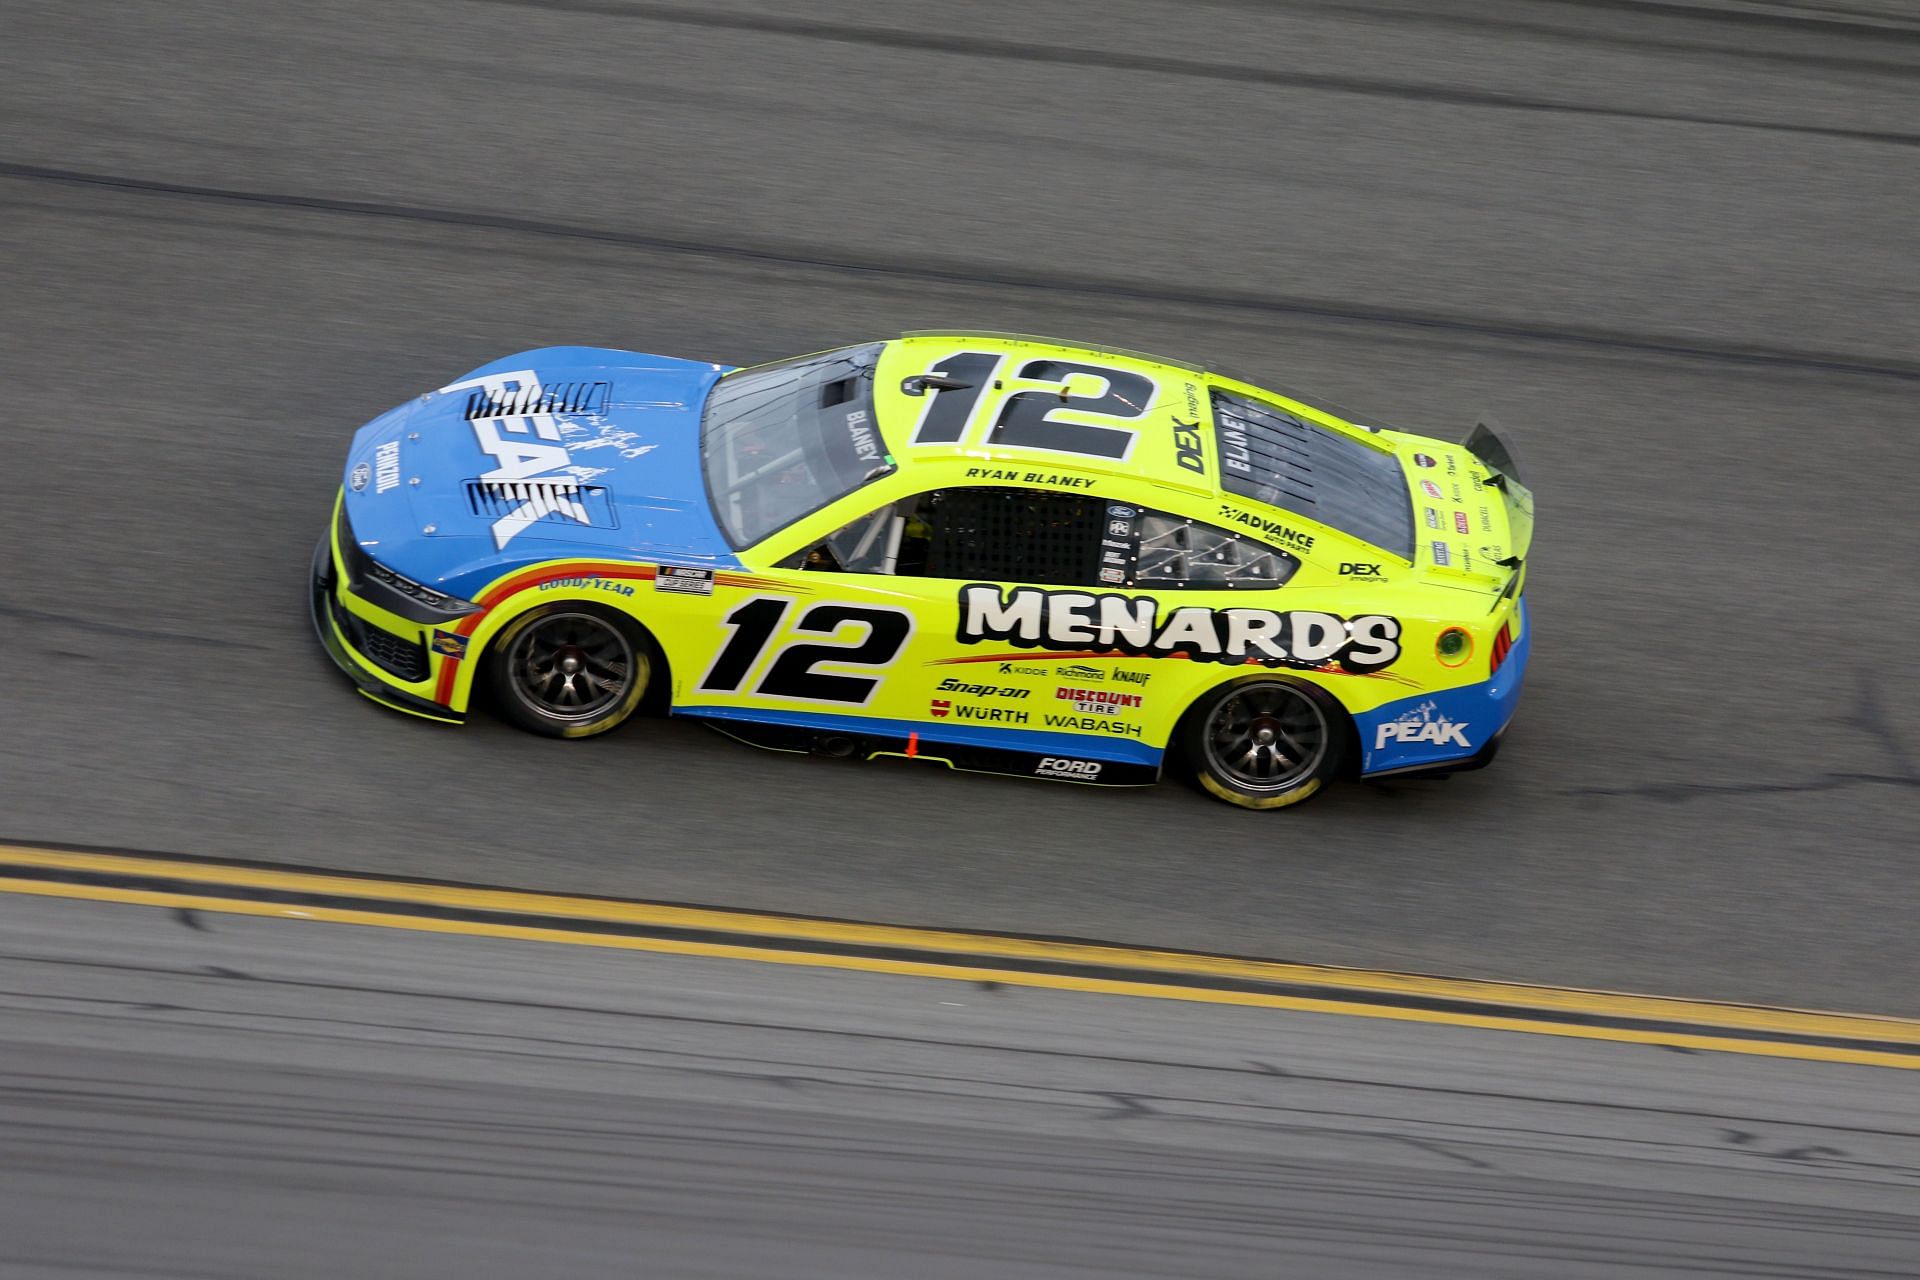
310;528;466;724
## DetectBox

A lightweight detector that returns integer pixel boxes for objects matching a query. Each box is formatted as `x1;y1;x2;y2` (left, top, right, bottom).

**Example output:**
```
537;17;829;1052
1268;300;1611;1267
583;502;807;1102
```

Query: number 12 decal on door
697;597;914;706
907;352;1158;461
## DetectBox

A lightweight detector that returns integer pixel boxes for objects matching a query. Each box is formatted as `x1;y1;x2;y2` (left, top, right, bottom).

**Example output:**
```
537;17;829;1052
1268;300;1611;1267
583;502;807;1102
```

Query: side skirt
687;714;1162;788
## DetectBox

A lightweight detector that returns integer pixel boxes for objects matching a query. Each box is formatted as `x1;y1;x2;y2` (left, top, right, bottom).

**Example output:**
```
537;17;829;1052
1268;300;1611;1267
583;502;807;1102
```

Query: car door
671;482;1176;778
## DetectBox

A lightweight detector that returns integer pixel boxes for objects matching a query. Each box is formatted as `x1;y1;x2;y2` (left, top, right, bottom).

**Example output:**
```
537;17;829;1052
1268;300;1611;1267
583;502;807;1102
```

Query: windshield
1211;391;1415;559
701;343;890;547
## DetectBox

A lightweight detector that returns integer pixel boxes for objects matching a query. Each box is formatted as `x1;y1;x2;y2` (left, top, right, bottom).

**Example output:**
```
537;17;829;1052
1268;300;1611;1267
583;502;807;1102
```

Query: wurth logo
930;700;951;718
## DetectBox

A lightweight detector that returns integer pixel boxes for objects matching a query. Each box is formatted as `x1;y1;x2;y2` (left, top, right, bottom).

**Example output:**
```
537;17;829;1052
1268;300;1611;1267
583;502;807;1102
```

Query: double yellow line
3;842;1916;1070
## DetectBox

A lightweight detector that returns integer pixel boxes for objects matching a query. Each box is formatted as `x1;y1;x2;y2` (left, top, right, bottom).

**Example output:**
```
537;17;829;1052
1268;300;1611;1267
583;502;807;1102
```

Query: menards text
957;585;1401;672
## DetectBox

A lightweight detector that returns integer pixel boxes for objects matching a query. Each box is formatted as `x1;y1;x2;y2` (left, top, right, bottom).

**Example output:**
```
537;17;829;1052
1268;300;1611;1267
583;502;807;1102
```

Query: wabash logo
1339;563;1383;578
957;585;1401;673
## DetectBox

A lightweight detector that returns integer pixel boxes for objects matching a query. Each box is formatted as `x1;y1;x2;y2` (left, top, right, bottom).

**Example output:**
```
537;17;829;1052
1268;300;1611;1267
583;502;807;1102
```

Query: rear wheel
487;604;652;739
1179;678;1344;810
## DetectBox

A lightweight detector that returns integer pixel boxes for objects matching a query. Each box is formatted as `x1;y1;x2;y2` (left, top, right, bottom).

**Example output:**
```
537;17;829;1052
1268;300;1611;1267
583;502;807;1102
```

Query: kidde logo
1056;688;1141;708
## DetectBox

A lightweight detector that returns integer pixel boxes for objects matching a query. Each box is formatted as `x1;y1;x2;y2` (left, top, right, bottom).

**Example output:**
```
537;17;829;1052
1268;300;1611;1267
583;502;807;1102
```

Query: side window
895;487;1106;584
1131;512;1298;588
790;488;1296;590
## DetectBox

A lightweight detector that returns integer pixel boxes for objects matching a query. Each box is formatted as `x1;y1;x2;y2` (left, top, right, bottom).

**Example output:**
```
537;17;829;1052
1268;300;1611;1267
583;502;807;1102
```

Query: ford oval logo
349;462;371;492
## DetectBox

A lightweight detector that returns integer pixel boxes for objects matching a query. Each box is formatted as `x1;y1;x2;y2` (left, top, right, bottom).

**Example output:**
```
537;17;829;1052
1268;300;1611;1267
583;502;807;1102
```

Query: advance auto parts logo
957;585;1401;673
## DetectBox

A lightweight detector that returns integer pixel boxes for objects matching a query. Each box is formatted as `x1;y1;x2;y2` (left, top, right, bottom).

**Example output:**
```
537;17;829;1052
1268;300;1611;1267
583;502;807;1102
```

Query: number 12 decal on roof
907;352;1157;461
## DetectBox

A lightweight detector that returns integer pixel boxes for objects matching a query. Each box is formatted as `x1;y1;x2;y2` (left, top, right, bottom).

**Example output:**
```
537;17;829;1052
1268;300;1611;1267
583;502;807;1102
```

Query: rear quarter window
1129;511;1296;589
1212;391;1414;559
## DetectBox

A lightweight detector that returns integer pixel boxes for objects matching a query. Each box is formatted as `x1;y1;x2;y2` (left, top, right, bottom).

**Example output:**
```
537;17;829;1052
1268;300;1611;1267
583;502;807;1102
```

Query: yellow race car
312;332;1532;809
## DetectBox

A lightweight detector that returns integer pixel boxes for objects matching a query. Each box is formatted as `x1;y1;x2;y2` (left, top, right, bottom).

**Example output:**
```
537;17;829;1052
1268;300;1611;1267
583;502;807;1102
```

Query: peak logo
957;585;1401;673
1374;700;1471;751
439;370;602;550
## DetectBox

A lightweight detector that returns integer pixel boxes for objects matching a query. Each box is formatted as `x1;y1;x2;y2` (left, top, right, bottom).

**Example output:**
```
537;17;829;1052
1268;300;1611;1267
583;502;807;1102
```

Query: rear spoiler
1464;420;1534;563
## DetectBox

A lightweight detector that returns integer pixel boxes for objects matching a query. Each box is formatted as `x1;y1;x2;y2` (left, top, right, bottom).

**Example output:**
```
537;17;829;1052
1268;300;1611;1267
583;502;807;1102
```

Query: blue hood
340;347;741;600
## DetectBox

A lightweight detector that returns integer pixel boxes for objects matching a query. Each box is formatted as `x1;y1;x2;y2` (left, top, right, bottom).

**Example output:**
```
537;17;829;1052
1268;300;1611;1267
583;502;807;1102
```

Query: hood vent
465;480;619;530
464;380;611;420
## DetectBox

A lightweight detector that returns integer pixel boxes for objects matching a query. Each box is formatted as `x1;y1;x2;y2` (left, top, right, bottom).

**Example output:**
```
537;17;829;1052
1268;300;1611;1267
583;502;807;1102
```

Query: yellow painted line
1;874;1915;1071
4;844;1915;1044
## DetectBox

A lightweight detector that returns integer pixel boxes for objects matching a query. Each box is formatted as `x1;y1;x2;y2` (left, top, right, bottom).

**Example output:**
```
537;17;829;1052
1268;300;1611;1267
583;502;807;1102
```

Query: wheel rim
505;613;635;722
1202;683;1327;792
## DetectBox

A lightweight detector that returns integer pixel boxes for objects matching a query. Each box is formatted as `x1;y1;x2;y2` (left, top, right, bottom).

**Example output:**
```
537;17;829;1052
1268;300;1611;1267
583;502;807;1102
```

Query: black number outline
906;351;1001;445
758;604;915;706
697;596;914;707
906;350;1159;462
697;596;788;693
988;359;1156;461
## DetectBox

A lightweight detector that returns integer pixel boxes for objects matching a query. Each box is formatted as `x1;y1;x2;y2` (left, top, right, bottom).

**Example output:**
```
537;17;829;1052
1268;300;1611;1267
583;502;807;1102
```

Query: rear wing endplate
1464;420;1534;562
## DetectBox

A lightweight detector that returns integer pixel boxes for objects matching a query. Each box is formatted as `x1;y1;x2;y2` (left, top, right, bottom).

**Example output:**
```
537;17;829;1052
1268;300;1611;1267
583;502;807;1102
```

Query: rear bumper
1354;599;1529;779
310;529;465;724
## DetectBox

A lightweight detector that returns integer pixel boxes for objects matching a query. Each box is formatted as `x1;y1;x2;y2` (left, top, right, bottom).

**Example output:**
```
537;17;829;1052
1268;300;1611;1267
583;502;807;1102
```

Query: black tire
485;602;654;740
1177;677;1346;810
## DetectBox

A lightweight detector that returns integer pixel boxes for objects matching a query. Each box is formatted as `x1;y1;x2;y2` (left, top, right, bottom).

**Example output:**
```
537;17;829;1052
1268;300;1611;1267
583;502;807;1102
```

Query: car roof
870;332;1392;502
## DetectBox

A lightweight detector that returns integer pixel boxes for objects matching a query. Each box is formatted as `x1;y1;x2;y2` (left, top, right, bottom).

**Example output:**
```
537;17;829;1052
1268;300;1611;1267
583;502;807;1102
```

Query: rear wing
1464;420;1534;562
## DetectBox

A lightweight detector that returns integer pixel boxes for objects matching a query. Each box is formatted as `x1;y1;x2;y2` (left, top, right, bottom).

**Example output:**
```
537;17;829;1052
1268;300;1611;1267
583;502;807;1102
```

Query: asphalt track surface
5;0;1920;1021
5;893;1919;1279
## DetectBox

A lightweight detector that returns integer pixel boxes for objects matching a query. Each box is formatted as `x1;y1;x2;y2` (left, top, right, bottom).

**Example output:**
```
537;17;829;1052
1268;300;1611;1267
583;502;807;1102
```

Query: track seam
4;160;1917;385
2;843;1916;1068
478;0;1920;147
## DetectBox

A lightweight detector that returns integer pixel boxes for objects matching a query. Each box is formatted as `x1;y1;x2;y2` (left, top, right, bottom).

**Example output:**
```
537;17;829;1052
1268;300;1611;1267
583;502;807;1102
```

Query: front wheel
1178;678;1345;810
486;603;653;739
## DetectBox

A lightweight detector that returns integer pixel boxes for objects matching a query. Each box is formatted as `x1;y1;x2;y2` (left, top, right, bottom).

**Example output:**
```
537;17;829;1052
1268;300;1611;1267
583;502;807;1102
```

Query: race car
311;332;1532;809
